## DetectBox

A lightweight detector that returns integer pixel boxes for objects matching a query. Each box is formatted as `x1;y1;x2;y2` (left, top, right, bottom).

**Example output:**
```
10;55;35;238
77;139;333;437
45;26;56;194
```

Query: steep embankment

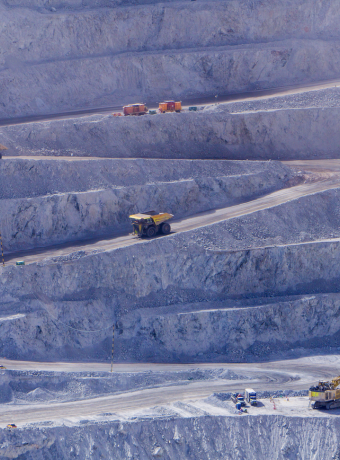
119;294;340;362
2;188;340;361
0;158;294;199
0;415;340;459
2;87;340;160
0;159;294;252
0;0;340;117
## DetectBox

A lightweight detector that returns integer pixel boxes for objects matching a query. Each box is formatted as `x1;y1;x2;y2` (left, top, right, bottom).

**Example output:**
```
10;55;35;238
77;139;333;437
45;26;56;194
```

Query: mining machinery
159;101;182;113
309;375;340;409
123;103;148;116
129;211;173;238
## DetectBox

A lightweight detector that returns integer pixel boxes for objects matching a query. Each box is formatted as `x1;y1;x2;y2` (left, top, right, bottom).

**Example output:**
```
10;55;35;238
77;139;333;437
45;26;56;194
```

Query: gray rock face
4;0;338;64
2;188;340;361
0;159;293;252
0;415;339;459
2;99;340;160
0;0;340;117
2;0;339;453
2;39;339;119
119;294;340;362
0;157;292;199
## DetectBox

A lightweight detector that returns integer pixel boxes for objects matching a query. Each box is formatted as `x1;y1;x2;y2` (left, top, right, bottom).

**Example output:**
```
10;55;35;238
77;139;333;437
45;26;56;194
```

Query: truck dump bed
129;212;173;225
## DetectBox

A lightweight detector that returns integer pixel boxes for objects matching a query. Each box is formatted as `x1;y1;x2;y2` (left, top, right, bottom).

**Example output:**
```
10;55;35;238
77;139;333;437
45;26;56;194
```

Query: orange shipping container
123;105;134;116
175;101;182;112
159;103;168;113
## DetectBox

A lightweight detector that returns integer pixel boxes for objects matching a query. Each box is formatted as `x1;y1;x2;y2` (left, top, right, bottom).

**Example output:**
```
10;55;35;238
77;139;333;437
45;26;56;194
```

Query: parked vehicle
159;101;182;113
245;388;257;406
310;375;340;409
7;424;17;429
231;393;246;407
123;103;148;116
118;101;183;117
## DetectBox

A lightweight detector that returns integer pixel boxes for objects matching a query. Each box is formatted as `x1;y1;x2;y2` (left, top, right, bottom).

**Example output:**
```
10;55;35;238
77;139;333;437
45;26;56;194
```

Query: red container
165;101;175;111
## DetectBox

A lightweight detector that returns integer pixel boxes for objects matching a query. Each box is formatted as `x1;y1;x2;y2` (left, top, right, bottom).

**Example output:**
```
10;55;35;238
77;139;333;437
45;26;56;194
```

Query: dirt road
0;78;339;127
5;172;340;266
0;355;336;426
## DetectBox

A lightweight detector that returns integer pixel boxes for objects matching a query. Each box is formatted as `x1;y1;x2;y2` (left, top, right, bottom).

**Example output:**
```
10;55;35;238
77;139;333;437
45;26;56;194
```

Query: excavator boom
331;377;340;389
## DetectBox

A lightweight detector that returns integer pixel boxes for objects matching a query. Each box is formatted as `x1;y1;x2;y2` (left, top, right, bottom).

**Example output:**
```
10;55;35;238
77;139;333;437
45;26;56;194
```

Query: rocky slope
0;159;294;252
2;0;340;455
2;187;340;361
4;0;339;63
119;294;340;363
0;158;291;199
0;414;340;459
1;39;339;119
2;90;340;160
0;368;246;405
0;0;340;118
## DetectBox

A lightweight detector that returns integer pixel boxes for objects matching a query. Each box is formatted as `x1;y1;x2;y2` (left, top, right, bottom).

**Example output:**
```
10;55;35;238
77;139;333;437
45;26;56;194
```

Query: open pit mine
2;0;340;459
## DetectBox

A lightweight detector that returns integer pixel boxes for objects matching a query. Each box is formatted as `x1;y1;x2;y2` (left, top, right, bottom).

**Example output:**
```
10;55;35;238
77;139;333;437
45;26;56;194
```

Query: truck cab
231;393;246;407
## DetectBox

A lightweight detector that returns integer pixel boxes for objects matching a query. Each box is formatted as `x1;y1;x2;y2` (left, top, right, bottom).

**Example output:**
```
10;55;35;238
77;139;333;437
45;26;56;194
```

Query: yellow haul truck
129;211;173;238
309;376;340;409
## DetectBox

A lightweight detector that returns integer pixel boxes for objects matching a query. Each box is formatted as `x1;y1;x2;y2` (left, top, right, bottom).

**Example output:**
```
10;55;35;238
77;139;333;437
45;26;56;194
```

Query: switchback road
4;171;340;266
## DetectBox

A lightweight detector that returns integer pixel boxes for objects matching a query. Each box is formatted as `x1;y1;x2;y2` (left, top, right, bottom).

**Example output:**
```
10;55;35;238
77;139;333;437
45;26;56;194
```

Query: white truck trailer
245;388;257;406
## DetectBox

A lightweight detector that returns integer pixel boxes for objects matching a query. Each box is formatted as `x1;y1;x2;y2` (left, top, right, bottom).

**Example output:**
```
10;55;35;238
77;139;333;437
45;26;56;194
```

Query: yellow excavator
129;211;173;238
309;375;340;409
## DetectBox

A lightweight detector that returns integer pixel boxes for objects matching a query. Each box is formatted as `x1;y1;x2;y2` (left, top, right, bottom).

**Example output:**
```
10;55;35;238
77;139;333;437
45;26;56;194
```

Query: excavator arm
331;377;340;389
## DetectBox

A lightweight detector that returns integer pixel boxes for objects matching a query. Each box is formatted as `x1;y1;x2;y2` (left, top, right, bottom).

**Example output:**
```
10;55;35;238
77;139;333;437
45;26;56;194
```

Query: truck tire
161;223;171;235
146;226;156;238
